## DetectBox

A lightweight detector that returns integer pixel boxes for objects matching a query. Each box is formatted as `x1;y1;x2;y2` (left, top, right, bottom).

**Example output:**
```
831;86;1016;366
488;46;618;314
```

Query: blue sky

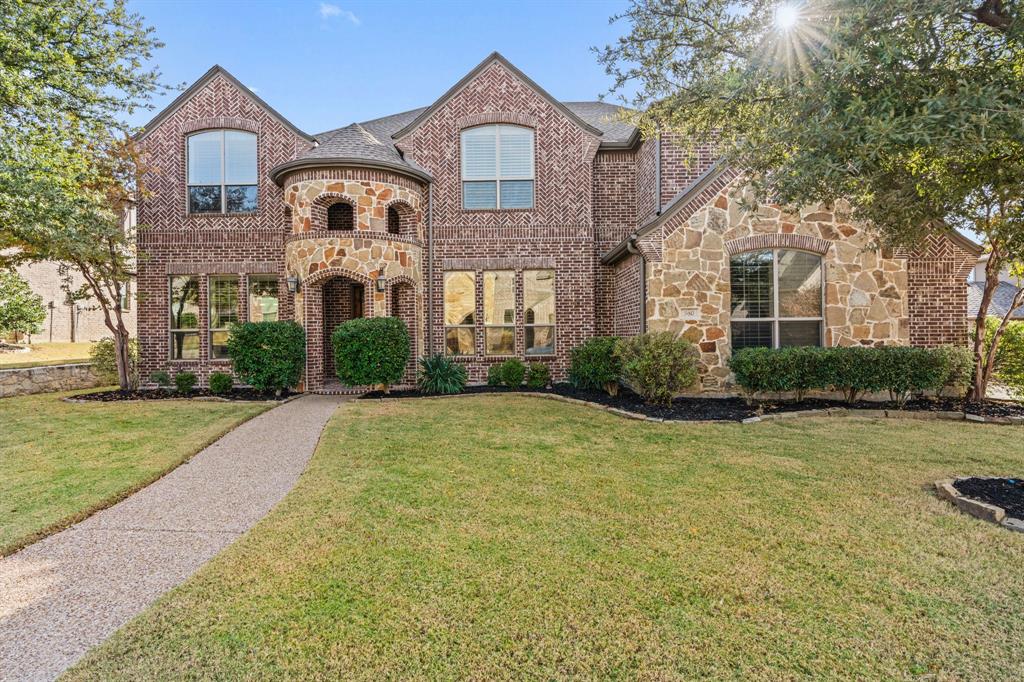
127;0;633;135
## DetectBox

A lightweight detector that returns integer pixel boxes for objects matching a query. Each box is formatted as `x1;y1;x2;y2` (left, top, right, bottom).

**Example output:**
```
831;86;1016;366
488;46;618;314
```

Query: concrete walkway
0;394;345;682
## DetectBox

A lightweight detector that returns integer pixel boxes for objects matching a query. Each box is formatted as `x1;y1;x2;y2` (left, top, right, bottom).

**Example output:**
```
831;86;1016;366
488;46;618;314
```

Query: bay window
483;271;515;355
524;270;555;355
729;250;823;350
187;130;258;213
461;125;534;210
209;276;239;359
248;276;280;322
444;271;476;355
169;276;200;360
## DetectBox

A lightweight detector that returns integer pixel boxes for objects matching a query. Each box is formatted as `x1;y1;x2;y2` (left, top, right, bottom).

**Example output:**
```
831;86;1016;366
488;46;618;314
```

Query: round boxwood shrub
417;354;468;395
569;336;622;395
615;332;699;406
226;321;306;396
208;371;233;395
525;362;550;389
487;358;527;388
174;371;197;394
333;317;410;392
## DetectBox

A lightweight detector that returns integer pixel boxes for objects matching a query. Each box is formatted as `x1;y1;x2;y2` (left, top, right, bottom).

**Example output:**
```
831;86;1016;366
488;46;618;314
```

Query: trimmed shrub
525;362;550;389
332;317;410;392
90;338;140;389
150;370;171;388
615;332;699;406
226;321;306;396
174;371;197;394
417;354;468;395
823;346;887;404
209;371;233;395
490;358;527;388
568;336;622;395
934;345;974;398
875;346;944;408
729;346;829;404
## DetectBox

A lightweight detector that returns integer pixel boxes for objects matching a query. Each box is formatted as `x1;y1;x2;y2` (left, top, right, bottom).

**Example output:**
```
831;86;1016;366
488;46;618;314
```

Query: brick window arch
327;202;354;231
387;206;400;234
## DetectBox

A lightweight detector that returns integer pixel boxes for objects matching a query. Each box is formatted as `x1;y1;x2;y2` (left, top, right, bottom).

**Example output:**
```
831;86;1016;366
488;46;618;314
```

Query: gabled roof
136;65;314;143
602;161;734;265
390;52;605;141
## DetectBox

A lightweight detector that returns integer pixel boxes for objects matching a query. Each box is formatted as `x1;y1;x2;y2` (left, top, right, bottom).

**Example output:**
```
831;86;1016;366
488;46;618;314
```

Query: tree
0;1;166;389
598;0;1024;399
2;139;148;389
0;269;45;340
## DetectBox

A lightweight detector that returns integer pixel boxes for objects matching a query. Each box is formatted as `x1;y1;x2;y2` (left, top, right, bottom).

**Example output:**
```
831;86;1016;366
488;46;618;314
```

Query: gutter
269;157;433;186
655;132;662;215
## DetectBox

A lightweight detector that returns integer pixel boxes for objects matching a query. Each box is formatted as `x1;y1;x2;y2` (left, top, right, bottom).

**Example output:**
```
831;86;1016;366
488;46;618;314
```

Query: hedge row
728;345;973;406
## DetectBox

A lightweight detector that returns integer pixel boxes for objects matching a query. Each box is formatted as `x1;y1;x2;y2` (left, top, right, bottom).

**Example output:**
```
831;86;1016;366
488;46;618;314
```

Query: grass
0;391;269;555
66;396;1024;680
0;341;94;369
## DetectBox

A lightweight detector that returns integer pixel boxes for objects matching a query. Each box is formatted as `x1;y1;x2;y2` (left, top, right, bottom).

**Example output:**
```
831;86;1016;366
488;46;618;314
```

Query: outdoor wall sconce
286;275;300;294
375;277;386;293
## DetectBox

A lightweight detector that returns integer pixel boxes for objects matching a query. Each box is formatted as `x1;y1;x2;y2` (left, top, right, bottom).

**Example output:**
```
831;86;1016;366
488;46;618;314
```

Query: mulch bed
360;384;1024;423
954;478;1024;519
74;388;296;402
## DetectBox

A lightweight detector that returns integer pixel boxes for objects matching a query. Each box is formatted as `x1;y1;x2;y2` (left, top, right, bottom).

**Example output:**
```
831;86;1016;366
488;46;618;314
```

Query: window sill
187;212;260;218
458;207;536;214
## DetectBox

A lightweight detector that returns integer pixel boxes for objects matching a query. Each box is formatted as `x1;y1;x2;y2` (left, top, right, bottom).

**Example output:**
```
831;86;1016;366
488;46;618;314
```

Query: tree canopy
598;0;1024;245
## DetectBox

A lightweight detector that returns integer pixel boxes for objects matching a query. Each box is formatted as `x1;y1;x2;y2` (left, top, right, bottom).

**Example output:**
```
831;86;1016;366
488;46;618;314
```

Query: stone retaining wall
0;363;101;398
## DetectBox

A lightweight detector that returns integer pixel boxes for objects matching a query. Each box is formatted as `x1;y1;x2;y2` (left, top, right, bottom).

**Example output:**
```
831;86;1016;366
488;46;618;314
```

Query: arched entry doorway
302;269;373;392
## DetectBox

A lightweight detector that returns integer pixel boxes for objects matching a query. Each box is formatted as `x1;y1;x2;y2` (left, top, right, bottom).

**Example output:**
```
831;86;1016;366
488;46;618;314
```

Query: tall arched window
327;202;354;231
730;249;823;350
187;130;257;213
460;124;534;210
387;206;401;234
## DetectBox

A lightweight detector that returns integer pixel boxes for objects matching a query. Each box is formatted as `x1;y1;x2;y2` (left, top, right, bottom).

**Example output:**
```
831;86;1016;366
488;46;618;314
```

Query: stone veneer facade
134;56;979;393
643;177;909;389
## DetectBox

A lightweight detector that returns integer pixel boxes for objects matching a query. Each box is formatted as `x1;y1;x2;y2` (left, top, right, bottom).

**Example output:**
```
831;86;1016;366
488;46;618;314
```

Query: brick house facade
135;53;980;392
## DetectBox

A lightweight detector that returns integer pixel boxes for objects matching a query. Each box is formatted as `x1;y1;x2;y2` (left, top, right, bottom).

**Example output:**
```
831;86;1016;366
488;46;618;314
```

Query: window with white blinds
460;125;534;210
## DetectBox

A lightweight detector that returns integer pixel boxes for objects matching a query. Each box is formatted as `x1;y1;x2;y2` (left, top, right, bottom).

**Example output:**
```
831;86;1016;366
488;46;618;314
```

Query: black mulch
954;477;1024;519
360;383;1024;423
74;388;295;402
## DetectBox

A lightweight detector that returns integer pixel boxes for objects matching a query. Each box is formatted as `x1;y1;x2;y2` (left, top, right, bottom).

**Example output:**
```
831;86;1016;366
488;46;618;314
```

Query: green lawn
0;341;94;369
67;396;1024;680
0;391;268;555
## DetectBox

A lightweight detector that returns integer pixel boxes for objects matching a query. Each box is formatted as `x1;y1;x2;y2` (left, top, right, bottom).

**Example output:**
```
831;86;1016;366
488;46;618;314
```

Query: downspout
426;182;434;354
626;236;647;334
654;131;662;215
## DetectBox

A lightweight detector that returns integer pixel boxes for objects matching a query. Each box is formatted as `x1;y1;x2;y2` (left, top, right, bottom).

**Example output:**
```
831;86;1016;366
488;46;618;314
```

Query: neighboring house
13;261;137;343
134;52;980;392
968;253;1024;321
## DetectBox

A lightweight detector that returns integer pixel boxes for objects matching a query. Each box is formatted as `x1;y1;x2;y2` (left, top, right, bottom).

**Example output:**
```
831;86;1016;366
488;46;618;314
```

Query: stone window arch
729;248;824;350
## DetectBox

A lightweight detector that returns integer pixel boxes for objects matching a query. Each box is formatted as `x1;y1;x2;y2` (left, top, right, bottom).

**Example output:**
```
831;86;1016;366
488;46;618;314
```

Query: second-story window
187;130;258;214
461;124;534;210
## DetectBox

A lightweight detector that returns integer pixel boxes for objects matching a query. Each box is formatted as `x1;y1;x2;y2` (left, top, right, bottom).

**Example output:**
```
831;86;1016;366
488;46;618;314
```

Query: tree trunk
969;255;1003;401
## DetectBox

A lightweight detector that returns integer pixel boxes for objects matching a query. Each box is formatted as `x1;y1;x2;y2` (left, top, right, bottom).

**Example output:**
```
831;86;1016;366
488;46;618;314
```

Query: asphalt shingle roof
967;281;1024;320
302;101;638;171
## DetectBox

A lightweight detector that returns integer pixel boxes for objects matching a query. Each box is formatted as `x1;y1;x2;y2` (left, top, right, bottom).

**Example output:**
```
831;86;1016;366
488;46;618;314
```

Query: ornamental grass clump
569;336;622;396
417;354;468;395
615;332;698;406
332;317;410;393
226;321;306;397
